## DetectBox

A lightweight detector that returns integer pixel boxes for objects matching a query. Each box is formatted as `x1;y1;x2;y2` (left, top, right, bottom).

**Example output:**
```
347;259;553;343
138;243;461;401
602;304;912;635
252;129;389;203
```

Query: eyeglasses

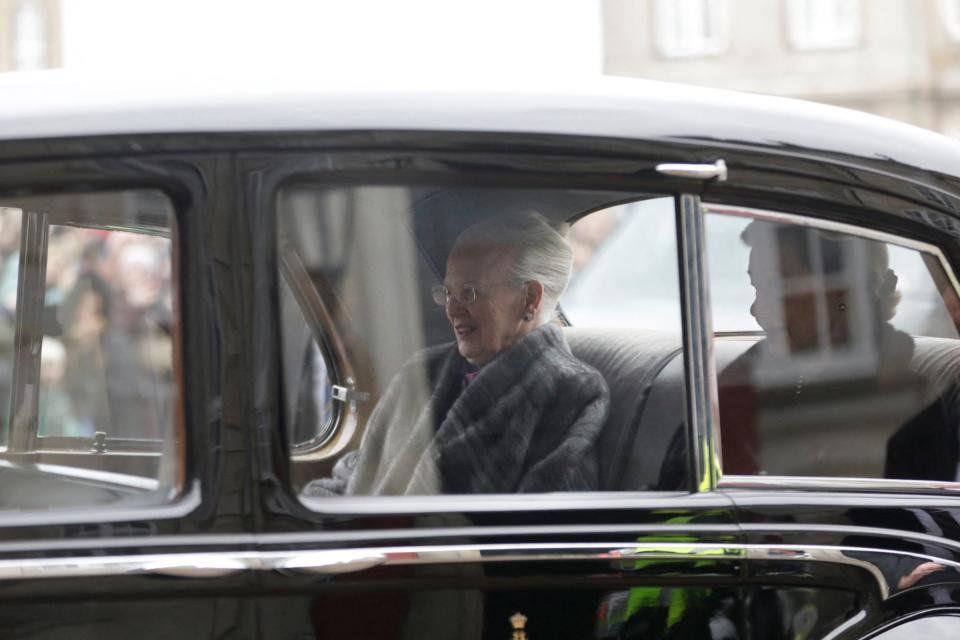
431;282;517;306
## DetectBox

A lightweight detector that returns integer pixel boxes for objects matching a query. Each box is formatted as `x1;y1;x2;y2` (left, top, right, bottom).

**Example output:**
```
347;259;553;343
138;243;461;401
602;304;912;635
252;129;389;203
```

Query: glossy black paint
0;82;957;638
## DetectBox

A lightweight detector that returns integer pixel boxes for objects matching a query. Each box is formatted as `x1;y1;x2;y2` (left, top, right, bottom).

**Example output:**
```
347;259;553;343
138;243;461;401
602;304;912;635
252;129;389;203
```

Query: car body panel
0;75;957;638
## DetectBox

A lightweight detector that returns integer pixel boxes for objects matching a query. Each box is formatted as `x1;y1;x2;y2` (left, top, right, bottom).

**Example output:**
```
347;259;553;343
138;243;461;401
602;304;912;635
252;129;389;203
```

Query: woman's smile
444;242;528;366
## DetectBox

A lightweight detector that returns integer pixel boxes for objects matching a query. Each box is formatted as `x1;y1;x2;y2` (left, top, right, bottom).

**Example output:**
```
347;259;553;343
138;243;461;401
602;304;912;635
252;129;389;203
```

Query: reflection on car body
0;73;958;638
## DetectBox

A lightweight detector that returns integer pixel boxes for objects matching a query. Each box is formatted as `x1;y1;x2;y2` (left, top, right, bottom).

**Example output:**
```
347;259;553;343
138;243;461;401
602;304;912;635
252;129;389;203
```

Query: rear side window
277;185;690;499
0;190;181;510
706;204;960;482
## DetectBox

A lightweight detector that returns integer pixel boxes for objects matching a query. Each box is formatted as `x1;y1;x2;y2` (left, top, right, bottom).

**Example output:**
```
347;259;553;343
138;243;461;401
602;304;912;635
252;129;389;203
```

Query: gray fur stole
304;323;609;496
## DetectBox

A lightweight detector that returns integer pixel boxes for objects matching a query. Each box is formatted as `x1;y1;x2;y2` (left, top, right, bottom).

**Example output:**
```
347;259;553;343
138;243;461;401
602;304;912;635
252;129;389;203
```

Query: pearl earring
523;311;534;321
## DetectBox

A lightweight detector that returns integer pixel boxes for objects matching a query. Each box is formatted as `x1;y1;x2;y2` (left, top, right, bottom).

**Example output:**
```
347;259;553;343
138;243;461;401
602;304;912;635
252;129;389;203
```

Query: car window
704;204;960;481
563;198;681;330
0;190;181;510
277;185;691;498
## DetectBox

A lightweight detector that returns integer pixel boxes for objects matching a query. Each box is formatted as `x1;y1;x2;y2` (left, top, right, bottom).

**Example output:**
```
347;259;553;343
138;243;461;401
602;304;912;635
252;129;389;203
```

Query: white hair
453;212;573;324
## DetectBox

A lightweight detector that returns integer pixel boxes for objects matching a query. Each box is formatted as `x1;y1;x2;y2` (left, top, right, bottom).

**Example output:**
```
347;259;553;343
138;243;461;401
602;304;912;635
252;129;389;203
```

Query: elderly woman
304;213;610;496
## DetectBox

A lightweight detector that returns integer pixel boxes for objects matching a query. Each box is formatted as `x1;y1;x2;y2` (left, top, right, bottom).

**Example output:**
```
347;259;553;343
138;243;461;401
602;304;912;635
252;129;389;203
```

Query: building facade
0;0;60;72
602;0;960;138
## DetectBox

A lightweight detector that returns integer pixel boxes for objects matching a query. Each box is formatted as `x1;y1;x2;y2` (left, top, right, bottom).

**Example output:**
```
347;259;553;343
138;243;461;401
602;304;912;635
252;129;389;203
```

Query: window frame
945;0;960;42
705;202;960;494
652;0;731;59
784;0;862;51
2;197;176;455
0;186;189;514
277;238;358;459
249;148;723;514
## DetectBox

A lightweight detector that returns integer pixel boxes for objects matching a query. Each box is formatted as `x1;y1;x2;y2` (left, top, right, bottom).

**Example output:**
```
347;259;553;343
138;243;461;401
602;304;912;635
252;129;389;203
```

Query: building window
785;0;861;50
13;0;49;70
653;0;731;59
945;0;960;42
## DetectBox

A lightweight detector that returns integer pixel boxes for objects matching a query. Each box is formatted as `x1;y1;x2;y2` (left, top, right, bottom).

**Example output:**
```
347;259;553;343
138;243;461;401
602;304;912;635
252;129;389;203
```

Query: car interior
281;183;960;495
0;189;179;508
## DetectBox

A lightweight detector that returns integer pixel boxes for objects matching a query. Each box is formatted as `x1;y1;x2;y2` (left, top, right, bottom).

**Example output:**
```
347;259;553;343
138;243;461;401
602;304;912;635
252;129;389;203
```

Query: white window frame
12;0;49;71
653;0;731;59
944;0;960;42
785;0;861;51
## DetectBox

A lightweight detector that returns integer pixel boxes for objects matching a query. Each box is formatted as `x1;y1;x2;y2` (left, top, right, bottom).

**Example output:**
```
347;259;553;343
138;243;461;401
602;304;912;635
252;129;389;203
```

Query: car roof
2;71;959;180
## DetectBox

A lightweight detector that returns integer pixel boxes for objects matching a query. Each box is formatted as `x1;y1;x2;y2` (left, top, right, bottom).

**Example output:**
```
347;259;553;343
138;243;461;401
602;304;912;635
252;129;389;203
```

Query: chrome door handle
656;159;728;181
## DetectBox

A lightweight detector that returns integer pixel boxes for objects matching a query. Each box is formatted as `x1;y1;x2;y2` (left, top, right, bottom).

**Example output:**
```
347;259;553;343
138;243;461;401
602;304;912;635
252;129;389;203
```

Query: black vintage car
0;72;959;639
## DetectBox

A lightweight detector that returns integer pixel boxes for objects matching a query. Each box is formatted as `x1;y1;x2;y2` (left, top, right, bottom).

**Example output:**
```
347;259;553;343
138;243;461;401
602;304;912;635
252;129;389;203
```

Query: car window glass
0;207;20;447
563;198;681;330
278;185;690;498
0;190;181;510
705;204;960;481
709;214;960;339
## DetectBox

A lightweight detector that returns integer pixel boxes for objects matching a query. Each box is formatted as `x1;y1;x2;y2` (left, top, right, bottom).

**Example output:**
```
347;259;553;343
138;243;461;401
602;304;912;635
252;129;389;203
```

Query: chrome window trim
298;490;723;515
740;522;960;555
679;194;721;491
720;475;960;493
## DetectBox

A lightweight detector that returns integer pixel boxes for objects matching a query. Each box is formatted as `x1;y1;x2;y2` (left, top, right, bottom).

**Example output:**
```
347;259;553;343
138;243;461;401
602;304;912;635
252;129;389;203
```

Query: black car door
699;151;960;639
239;136;745;640
0;148;260;639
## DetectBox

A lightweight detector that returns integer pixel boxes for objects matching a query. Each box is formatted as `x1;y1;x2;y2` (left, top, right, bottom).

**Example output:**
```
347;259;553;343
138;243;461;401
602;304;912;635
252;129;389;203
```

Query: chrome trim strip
704;203;939;252
746;544;960;601
720;474;960;493
0;553;249;580
746;546;891;600
4;541;952;601
678;194;720;491
0;542;742;581
741;522;960;555
273;549;387;574
298;490;729;515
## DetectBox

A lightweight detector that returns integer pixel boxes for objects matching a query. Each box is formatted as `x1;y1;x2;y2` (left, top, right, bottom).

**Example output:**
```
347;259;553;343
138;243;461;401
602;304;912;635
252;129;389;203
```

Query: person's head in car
435;213;572;366
742;221;901;358
304;211;608;497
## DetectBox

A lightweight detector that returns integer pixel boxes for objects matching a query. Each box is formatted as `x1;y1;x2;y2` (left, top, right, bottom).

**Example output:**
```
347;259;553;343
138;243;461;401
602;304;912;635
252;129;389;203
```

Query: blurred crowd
0;207;174;443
